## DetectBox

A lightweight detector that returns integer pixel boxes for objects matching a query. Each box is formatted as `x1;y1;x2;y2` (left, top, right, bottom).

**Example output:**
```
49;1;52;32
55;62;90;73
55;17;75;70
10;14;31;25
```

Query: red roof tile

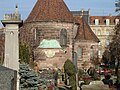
90;16;120;25
75;16;99;42
26;0;74;22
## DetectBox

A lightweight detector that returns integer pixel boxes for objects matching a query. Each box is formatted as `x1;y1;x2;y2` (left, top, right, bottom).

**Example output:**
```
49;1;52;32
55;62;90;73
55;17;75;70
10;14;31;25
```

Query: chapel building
19;0;100;70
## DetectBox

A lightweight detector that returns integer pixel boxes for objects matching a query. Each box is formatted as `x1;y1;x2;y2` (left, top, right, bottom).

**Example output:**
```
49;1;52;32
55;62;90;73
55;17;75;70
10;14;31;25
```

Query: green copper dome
38;39;61;48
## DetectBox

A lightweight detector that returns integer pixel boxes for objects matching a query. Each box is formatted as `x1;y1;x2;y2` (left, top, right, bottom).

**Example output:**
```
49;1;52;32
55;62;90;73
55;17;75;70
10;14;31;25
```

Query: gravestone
0;65;17;90
81;81;110;90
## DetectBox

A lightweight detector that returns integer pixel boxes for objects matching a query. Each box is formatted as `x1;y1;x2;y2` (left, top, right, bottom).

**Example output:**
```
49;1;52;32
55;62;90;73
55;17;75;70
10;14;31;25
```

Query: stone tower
1;5;22;71
1;5;22;90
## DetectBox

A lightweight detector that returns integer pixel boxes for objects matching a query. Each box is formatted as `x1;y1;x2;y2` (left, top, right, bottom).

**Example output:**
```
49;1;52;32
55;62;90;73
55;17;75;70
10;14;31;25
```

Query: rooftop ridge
75;16;99;42
26;0;74;22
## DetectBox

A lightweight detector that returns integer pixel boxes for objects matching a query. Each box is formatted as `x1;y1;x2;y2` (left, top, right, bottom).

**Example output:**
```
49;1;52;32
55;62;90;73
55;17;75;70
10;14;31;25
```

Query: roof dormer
95;19;99;25
115;18;119;25
105;19;110;25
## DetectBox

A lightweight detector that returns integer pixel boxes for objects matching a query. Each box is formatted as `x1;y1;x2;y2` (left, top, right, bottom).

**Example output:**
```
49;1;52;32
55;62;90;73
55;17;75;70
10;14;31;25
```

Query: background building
71;8;90;24
72;9;120;62
90;16;120;59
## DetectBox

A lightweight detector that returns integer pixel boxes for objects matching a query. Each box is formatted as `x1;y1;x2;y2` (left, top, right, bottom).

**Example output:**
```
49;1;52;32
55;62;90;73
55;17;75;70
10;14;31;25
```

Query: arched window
90;46;94;60
77;47;82;58
33;28;36;40
97;29;101;35
60;29;67;46
106;29;110;35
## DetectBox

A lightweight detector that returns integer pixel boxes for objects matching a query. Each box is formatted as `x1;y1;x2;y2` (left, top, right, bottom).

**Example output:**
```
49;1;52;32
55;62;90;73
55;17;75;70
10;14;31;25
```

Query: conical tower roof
75;16;99;42
26;0;74;22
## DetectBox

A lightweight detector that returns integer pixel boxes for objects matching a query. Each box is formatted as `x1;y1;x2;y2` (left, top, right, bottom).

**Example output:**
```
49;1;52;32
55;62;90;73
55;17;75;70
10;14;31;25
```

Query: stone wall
75;40;99;69
0;66;17;90
34;47;72;69
90;25;115;59
20;21;78;48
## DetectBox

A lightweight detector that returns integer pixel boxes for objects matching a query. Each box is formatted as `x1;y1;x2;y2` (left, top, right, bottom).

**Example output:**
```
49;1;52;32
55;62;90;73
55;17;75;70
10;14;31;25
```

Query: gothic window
35;27;41;37
90;46;94;60
36;29;41;41
77;47;82;58
60;29;67;46
32;28;37;40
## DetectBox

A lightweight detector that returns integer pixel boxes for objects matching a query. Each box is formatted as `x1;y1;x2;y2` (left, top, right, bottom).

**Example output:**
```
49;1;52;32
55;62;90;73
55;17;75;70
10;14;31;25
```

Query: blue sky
0;0;117;26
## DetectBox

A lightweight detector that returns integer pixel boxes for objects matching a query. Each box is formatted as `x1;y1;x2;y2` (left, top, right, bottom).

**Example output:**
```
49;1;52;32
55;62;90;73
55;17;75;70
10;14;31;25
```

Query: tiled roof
75;16;99;42
90;16;120;25
26;0;74;22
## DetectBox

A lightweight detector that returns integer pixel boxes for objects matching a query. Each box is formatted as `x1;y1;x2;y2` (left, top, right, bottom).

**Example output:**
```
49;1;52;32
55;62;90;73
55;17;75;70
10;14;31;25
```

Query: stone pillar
1;6;22;90
3;24;20;70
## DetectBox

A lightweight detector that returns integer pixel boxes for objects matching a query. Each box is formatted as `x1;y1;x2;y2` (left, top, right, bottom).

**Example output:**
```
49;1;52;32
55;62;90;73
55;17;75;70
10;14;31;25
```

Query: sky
0;0;118;27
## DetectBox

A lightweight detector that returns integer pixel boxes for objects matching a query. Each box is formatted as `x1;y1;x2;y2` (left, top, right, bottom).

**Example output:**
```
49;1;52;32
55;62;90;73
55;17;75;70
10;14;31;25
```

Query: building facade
90;16;120;59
